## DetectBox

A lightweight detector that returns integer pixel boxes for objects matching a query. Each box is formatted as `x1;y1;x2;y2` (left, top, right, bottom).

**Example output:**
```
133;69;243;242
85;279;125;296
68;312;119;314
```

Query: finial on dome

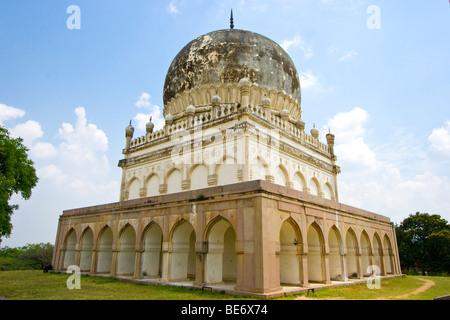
230;9;234;29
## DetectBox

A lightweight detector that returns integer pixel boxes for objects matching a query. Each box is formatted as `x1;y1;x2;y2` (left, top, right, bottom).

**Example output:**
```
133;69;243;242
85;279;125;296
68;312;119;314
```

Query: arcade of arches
54;180;401;296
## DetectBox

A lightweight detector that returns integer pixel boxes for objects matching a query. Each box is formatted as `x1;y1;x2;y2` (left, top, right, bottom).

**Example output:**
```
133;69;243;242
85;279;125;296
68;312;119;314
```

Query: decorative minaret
125;120;134;149
311;123;319;140
146;116;154;134
326;129;336;158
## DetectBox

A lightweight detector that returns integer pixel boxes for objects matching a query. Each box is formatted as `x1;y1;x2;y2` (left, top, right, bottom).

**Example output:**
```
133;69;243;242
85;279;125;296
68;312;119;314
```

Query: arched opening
309;178;319;196
292;173;305;192
307;223;325;283
361;231;372;276
128;178;140;200
328;226;344;280
170;220;196;281
146;174;160;197
279;219;302;285
274;166;287;187
190;165;209;190
323;183;333;200
167;169;182;194
96;226;113;274
346;229;359;278
141;223;163;278
217;157;239;186
80;227;93;272
62;229;77;270
117;224;136;276
205;218;236;284
250;158;266;181
383;235;394;274
373;233;383;274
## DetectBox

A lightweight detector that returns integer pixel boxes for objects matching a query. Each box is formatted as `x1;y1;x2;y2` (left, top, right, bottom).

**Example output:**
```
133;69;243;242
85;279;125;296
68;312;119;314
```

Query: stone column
160;241;171;283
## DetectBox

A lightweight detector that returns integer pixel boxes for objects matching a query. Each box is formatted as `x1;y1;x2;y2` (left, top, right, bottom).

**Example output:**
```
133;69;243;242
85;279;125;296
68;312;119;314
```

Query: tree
0;127;39;244
395;212;450;275
17;243;54;270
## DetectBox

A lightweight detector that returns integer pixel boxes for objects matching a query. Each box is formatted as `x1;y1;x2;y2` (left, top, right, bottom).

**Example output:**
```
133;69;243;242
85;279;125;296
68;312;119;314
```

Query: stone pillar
211;95;221;119
160;241;171;283
186;105;195;128
239;78;251;108
301;253;309;287
89;249;98;276
133;249;141;279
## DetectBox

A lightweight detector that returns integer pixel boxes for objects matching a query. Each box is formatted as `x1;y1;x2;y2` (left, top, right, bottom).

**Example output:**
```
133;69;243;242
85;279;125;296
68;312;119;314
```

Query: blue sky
1;0;449;247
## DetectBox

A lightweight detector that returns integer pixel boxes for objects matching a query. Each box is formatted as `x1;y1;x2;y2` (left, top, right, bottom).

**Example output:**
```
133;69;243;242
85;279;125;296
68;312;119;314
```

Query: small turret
311;124;319;140
125;120;134;148
146;116;154;134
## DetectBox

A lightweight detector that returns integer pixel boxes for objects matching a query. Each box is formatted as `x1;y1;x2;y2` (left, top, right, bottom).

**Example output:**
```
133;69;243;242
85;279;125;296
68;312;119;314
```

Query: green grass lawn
0;270;448;300
0;270;251;300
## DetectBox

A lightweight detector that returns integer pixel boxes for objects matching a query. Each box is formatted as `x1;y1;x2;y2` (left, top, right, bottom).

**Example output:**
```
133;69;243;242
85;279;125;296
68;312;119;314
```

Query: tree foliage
0;242;54;270
395;212;450;275
0;126;39;243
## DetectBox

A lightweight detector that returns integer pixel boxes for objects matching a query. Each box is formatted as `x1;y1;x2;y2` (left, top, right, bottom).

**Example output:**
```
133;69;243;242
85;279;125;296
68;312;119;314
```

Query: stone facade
53;180;400;295
52;27;402;296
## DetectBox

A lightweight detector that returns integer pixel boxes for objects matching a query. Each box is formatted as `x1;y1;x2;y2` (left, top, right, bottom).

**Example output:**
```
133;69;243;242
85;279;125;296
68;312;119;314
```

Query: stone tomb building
52;27;402;297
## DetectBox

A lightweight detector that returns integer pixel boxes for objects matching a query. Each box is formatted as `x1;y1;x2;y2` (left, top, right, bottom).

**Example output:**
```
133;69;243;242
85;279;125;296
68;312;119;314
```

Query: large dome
163;29;301;110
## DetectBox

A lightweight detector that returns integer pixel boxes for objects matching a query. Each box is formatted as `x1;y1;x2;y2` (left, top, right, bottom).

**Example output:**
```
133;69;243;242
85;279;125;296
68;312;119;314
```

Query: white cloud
299;71;320;90
135;92;151;108
167;1;180;15
0;103;25;125
327;108;450;223
327;106;369;142
281;35;313;59
339;50;358;62
133;92;165;133
9;120;44;147
429;121;450;158
30;142;58;160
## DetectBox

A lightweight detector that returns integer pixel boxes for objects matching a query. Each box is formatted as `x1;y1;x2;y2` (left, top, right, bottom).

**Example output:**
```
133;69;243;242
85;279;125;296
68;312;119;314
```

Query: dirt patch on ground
294;278;436;300
394;278;435;299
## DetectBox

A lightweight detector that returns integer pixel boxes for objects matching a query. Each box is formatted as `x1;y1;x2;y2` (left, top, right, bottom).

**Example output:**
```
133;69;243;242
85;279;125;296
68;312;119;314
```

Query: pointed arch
96;225;113;274
166;168;182;194
309;177;321;197
204;216;236;284
62;228;77;270
250;156;268;181
145;173;160;197
345;228;359;278
117;224;137;276
169;219;196;281
307;222;325;283
323;182;334;200
279;218;303;285
383;234;394;274
216;156;239;186
189;164;209;190
274;164;288;187
80;227;94;272
328;226;344;280
141;222;163;278
292;171;306;192
372;232;383;274
127;177;141;200
360;230;372;276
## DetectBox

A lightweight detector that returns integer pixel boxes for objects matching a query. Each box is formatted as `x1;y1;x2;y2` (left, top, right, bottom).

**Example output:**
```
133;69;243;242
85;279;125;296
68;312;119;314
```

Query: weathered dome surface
163;29;301;109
